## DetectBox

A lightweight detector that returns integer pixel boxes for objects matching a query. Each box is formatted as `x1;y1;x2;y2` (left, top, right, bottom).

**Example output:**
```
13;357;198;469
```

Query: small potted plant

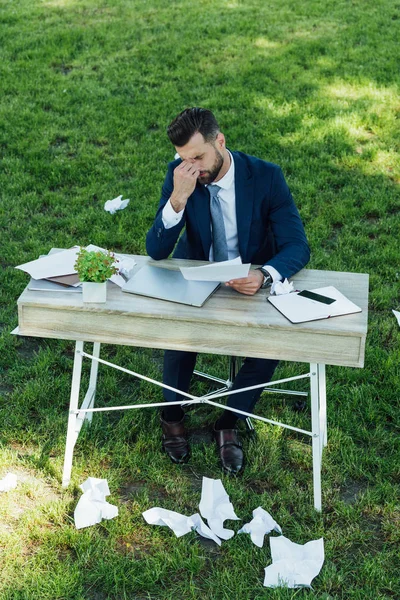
74;247;119;303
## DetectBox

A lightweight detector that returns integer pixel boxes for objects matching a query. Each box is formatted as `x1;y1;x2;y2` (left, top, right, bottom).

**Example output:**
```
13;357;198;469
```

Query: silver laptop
122;265;220;307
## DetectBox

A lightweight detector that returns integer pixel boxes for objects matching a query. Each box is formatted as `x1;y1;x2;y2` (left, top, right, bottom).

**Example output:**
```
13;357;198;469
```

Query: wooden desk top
17;256;369;368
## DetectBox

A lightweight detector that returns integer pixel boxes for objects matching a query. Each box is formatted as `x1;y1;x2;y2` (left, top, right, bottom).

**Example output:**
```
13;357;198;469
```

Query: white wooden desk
15;256;369;510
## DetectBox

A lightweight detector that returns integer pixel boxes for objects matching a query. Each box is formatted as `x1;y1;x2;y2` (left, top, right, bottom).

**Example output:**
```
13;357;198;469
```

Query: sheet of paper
74;477;118;529
263;536;324;588
238;507;282;547
199;477;240;540
142;507;221;545
0;473;17;492
180;257;250;282
16;247;80;279
393;309;400;327
143;507;193;537
188;513;222;546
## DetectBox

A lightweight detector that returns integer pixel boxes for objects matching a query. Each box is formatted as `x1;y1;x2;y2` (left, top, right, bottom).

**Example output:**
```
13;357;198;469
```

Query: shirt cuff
263;265;282;283
162;199;184;229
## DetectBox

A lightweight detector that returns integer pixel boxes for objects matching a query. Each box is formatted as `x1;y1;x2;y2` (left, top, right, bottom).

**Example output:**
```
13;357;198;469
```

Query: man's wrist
170;192;188;213
256;267;273;289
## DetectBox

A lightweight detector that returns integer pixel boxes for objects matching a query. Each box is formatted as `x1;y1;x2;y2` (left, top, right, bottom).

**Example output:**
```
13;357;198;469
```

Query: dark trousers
163;349;279;419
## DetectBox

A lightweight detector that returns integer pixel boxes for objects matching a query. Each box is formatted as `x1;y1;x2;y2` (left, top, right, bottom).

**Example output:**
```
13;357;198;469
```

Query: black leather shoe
214;427;244;474
161;414;190;464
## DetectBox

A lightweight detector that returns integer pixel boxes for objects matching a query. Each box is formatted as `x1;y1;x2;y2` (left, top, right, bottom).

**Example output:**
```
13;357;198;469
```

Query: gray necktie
208;184;229;262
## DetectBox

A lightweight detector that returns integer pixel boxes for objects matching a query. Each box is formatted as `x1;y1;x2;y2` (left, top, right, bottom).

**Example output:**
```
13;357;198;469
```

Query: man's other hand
170;161;199;212
225;270;264;295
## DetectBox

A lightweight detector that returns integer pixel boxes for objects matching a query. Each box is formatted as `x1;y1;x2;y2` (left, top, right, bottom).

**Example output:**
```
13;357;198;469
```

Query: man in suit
146;107;310;474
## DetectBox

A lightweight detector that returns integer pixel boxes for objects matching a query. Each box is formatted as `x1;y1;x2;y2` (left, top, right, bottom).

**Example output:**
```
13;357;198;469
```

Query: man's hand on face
225;270;264;296
170;161;199;213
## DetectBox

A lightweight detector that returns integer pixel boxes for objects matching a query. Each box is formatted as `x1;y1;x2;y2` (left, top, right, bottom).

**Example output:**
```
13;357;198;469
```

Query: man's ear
216;132;226;149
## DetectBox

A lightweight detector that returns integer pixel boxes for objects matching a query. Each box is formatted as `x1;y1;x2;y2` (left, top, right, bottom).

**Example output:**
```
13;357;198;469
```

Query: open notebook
268;286;362;324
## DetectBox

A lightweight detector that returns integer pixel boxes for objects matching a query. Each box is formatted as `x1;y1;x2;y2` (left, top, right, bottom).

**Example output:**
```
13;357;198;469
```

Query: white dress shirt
162;151;281;282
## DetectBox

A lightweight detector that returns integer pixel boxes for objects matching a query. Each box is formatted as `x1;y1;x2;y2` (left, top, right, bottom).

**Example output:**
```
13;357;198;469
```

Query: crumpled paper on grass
0;473;17;492
263;536;324;588
199;477;240;540
271;278;294;296
238;506;282;547
393;309;400;327
142;507;221;545
104;195;130;214
74;477;118;530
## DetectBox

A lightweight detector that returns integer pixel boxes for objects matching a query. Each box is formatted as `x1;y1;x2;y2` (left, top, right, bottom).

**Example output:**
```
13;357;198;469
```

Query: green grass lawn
0;0;399;598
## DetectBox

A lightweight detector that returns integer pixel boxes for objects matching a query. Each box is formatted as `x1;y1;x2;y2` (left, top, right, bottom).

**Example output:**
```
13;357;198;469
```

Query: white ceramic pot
82;282;107;303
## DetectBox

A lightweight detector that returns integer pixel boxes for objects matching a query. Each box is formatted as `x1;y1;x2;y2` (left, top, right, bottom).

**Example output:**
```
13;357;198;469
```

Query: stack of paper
16;245;136;292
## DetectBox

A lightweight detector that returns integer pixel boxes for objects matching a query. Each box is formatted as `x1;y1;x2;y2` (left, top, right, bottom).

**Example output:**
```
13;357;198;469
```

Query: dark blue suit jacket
146;151;310;279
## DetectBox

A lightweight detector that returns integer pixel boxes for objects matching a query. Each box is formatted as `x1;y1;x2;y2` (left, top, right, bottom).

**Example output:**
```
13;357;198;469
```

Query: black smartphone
297;290;336;305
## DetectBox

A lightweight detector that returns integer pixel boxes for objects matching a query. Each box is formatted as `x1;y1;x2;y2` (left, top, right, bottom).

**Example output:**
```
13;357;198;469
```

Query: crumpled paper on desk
0;473;17;492
393;309;400;327
142;507;221;545
104;195;130;214
199;477;240;540
74;477;118;529
238;506;282;547
271;278;294;296
117;256;136;281
263;536;324;588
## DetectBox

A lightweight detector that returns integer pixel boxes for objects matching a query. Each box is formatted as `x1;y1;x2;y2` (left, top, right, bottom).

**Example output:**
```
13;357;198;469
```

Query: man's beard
198;147;224;185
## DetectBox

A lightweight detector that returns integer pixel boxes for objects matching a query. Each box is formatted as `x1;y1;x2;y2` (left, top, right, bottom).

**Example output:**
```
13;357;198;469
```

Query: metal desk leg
318;363;327;448
310;363;322;511
62;341;84;487
84;342;100;424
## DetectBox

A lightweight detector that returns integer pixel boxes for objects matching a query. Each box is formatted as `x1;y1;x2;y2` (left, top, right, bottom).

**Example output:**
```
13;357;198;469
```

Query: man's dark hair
167;108;220;147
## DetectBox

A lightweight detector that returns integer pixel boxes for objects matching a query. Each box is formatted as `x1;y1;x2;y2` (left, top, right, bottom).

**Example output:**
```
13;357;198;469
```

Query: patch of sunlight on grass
41;0;77;7
368;149;399;173
316;56;337;68
346;125;376;142
277;113;370;148
254;97;297;117
290;21;343;39
330;114;371;134
254;38;281;50
326;81;399;107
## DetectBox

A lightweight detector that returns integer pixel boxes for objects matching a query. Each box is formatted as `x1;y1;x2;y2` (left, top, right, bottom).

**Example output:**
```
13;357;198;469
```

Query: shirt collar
209;150;235;190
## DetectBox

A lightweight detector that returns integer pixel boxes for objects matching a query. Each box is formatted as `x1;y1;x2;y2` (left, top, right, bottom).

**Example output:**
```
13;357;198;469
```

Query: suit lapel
233;152;254;262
